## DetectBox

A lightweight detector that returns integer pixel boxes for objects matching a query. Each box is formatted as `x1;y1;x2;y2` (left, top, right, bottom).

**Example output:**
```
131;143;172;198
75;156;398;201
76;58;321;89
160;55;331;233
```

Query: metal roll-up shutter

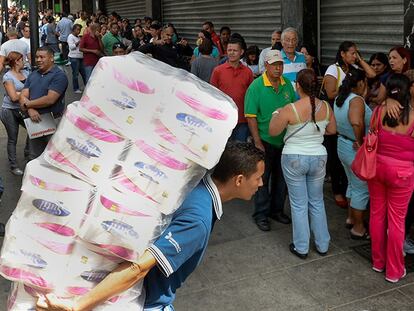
162;0;281;49
104;0;146;21
320;0;404;66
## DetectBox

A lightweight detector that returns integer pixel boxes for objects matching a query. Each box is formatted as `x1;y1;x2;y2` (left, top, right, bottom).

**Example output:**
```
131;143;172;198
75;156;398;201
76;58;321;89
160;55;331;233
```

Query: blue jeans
69;57;87;91
84;65;95;83
253;141;287;221
0;108;31;168
282;154;330;254
230;123;250;142
337;138;369;210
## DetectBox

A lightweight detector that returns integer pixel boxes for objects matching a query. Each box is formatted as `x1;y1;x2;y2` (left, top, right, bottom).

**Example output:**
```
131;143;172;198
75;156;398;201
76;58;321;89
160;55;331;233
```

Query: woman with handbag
269;69;337;259
368;73;414;283
334;67;372;240
323;41;376;210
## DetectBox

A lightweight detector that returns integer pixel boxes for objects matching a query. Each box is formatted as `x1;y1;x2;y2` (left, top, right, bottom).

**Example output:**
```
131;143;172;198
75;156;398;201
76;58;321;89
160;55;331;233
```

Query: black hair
112;42;126;50
200;30;212;41
369;52;391;73
220;26;231;34
47;16;54;23
72;24;82;32
150;22;162;30
230;33;247;51
198;38;213;55
228;37;245;50
36;46;54;56
212;142;265;183
21;16;28;22
335;67;366;108
203;21;214;29
383;73;411;127
297;69;320;130
335;41;356;72
245;45;260;65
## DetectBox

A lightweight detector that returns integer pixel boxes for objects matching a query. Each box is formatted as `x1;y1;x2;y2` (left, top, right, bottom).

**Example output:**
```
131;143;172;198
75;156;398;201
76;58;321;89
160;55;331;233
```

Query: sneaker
403;238;414;255
11;167;23;176
74;89;82;94
372;266;384;273
65;61;71;66
385;269;406;283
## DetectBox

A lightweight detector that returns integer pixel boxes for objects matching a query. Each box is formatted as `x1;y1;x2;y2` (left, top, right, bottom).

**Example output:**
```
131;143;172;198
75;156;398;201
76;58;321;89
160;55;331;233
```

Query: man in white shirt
19;25;31;63
0;27;31;72
258;30;282;74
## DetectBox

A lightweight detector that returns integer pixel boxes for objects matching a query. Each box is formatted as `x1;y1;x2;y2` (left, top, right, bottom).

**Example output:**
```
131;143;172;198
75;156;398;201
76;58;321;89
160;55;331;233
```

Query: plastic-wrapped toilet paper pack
78;187;167;261
0;215;79;291
43;104;127;185
21;158;92;198
7;282;145;311
111;139;206;215
82;53;238;169
158;83;237;169
80;58;161;134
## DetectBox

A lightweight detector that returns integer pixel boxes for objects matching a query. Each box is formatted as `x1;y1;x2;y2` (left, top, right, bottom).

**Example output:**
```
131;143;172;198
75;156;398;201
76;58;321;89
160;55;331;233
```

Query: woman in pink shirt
369;73;414;283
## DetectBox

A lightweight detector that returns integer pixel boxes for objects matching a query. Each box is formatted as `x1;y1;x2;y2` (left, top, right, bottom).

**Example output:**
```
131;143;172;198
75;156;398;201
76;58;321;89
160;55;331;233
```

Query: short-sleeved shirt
144;175;222;308
2;70;30;109
102;32;123;56
210;62;254;123
79;32;101;66
0;39;30;68
24;65;68;116
190;56;218;82
193;46;219;58
46;23;58;45
281;49;307;88
56;17;73;42
324;63;346;88
244;72;296;147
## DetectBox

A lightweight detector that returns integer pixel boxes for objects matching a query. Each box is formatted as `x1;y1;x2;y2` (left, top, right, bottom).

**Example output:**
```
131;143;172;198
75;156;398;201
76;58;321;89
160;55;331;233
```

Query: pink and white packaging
112;139;206;215
78;187;166;262
82;53;238;169
43;104;127;185
7;282;145;310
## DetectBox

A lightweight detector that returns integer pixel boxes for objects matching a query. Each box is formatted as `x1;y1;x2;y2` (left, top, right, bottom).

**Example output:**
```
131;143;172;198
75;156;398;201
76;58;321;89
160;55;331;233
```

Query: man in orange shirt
210;38;254;141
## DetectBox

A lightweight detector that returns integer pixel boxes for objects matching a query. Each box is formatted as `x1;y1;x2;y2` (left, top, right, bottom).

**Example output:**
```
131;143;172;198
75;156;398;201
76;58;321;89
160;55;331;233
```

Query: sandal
350;230;370;241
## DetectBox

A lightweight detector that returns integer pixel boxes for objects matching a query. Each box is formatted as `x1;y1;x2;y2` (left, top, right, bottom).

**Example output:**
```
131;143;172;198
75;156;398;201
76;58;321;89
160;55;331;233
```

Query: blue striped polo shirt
281;49;307;89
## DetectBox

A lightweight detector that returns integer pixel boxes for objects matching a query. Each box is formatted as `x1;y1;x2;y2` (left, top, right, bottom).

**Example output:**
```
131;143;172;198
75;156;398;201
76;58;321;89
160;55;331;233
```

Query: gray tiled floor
1;80;414;311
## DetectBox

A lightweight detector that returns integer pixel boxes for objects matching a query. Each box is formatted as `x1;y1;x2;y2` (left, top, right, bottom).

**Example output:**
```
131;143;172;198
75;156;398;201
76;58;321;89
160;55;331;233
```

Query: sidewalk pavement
0;68;414;311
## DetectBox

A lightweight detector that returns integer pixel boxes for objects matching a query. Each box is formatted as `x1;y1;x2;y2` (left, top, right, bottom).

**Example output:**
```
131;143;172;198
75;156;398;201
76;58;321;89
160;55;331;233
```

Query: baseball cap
264;49;284;64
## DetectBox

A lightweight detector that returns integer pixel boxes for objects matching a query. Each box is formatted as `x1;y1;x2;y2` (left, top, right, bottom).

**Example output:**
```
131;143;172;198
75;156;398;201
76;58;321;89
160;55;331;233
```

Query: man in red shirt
79;23;103;82
210;37;254;141
202;21;221;49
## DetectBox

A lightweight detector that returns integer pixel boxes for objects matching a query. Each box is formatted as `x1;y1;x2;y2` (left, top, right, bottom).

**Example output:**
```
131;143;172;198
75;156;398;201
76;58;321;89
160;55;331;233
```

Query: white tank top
282;101;330;156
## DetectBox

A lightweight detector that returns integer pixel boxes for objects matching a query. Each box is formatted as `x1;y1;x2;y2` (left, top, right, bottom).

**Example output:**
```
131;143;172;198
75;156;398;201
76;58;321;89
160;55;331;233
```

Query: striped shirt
281;49;307;89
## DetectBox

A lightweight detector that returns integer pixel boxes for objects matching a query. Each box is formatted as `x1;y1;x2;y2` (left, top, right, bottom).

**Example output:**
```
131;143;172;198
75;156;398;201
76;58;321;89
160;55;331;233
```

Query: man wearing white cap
245;49;296;231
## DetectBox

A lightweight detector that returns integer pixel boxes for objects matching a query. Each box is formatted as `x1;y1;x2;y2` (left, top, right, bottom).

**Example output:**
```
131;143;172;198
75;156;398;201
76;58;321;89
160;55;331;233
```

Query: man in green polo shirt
102;22;123;56
245;49;296;231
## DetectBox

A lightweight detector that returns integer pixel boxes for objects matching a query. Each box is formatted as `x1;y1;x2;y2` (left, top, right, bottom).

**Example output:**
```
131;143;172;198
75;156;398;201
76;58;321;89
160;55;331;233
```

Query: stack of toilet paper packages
1;52;238;310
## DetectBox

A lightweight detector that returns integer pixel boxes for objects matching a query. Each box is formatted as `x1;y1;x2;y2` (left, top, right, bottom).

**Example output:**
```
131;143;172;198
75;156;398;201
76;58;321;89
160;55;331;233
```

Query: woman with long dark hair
323;42;375;210
269;69;336;258
367;53;391;107
369;73;414;283
334;67;372;240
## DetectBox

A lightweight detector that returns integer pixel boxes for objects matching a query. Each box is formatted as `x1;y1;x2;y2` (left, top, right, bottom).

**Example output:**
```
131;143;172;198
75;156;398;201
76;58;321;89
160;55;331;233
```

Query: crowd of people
0;5;413;310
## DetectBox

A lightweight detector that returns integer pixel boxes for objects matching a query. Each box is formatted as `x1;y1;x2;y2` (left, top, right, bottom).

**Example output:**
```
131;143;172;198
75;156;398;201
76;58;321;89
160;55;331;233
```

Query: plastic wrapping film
1;52;238;310
7;281;145;310
43;103;128;185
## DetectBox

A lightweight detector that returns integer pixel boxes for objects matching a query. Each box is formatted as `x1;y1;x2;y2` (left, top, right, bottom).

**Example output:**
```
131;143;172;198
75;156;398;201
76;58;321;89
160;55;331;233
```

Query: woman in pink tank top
368;73;414;283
